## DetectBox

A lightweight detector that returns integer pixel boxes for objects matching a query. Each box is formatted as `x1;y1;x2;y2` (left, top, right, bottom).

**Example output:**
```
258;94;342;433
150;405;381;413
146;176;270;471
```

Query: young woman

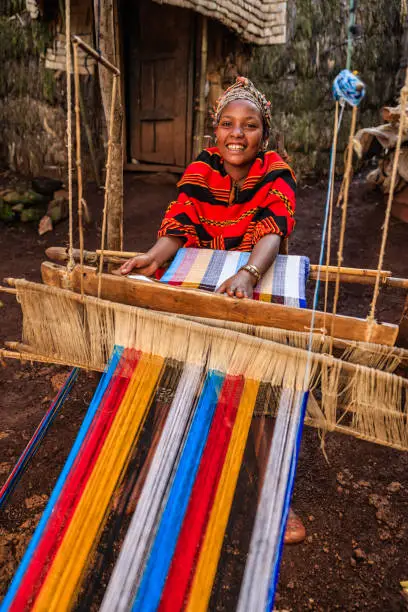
120;77;305;544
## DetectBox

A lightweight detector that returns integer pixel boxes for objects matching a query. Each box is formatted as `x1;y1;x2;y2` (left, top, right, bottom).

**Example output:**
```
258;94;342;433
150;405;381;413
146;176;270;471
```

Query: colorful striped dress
158;147;296;251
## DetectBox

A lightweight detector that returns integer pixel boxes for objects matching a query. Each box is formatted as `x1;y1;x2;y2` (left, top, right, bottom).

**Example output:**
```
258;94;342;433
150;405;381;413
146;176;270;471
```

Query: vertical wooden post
193;15;208;159
93;0;124;252
397;294;408;347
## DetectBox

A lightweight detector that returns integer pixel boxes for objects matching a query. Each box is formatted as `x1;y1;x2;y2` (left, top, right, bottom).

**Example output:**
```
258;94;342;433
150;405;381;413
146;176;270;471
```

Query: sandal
284;508;306;544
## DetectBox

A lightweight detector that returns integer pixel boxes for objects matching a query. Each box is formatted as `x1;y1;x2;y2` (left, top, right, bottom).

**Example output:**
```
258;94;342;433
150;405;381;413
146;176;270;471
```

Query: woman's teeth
227;144;245;151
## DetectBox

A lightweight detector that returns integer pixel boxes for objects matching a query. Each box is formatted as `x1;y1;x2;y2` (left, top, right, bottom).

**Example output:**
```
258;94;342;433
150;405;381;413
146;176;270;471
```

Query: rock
25;494;48;510
308;515;315;522
47;198;68;223
0;199;16;222
0;462;11;475
368;493;389;509
357;480;371;488
38;214;53;235
378;527;391;541
20;207;44;222
286;580;295;589
350;557;357;567
3;189;49;206
32;176;63;196
11;203;24;213
50;372;68;391
337;469;353;486
387;481;402;494
352;547;367;562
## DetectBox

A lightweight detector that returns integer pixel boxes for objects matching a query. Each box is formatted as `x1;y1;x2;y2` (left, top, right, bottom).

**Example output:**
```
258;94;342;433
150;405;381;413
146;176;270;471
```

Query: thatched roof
154;0;287;45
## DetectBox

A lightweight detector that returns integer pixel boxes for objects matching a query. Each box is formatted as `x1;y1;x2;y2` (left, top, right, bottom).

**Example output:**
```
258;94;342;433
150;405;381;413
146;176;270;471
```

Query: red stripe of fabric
10;350;140;611
159;375;244;612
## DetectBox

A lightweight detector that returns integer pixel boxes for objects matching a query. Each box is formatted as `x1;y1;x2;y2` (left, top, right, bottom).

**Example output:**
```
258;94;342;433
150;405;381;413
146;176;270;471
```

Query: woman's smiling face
215;99;264;172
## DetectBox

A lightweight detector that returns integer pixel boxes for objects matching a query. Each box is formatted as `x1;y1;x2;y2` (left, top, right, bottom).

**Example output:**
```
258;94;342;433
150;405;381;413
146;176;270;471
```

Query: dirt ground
0;170;408;611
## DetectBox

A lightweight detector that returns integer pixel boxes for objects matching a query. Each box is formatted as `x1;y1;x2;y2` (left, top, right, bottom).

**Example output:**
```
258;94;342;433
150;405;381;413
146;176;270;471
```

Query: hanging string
73;41;85;297
346;0;357;71
65;0;75;272
322;101;342;329
98;74;118;298
367;67;408;329
329;105;358;349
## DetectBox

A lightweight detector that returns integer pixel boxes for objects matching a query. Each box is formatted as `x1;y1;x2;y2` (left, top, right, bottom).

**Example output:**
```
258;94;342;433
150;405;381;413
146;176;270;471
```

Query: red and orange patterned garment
158;147;296;251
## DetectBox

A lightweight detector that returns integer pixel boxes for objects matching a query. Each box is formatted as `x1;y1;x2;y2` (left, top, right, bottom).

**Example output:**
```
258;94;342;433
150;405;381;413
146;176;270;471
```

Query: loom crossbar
39;262;399;346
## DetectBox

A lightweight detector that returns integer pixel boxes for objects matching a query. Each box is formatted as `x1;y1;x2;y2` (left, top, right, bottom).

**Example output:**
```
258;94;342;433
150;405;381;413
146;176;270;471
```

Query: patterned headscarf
213;76;272;144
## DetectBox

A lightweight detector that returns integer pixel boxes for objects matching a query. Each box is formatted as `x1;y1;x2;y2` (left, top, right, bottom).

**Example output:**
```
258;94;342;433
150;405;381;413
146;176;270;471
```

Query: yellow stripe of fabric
33;353;163;612
181;248;214;288
258;262;274;303
186;378;260;612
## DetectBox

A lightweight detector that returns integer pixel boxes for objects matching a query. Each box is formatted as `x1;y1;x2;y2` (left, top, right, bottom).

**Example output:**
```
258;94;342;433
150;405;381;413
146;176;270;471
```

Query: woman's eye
247;123;258;129
221;121;231;127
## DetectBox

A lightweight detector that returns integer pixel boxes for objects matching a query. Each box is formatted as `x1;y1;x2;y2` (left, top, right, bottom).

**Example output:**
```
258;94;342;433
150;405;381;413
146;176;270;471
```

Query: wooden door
127;0;194;167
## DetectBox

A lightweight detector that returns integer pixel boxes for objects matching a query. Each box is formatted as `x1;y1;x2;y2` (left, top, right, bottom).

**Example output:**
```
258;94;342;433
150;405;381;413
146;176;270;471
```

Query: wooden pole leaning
71;36;120;76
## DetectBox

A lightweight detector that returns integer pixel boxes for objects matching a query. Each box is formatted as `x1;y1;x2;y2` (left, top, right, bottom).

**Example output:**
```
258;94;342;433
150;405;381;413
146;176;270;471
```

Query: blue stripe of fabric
160;249;185;283
132;370;225;612
236;251;250;273
199;250;227;291
298;256;309;308
0;347;123;611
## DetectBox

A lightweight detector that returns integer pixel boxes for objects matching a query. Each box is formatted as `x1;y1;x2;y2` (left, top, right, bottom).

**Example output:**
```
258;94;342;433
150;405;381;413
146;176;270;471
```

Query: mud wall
249;0;403;177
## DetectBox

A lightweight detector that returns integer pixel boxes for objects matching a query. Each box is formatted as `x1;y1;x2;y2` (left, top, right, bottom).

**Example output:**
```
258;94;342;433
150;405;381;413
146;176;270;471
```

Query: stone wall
0;1;103;180
249;0;403;177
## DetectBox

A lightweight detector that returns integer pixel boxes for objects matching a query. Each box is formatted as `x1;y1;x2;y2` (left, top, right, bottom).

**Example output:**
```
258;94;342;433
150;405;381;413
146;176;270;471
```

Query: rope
307;103;345;344
346;0;357;71
73;41;84;297
98;74;118;298
367;68;408;331
65;0;74;272
329;105;358;349
323;101;341;329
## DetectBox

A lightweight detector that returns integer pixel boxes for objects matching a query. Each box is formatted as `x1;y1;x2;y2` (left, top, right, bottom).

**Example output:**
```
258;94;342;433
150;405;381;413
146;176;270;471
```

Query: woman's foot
284;508;306;544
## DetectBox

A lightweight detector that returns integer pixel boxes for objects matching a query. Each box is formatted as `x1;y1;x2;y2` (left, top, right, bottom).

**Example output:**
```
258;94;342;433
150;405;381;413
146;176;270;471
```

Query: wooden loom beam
44;246;408;289
38;262;399;346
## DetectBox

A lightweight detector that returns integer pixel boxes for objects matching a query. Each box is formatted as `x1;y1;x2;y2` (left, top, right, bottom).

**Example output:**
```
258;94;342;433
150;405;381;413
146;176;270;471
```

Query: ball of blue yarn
333;69;366;106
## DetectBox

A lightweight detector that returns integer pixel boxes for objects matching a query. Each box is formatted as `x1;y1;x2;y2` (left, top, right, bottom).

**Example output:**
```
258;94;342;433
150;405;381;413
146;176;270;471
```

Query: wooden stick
73;40;85;296
45;247;408;288
39;263;399;346
71;35;120;75
0;286;17;294
0;346;103;372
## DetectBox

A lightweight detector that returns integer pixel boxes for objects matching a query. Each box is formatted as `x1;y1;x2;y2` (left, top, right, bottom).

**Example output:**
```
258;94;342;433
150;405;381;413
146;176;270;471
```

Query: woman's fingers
215;281;227;294
120;254;152;275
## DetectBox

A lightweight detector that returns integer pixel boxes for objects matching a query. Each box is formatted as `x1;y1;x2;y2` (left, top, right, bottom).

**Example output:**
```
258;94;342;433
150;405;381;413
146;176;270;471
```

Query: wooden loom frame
1;35;408;362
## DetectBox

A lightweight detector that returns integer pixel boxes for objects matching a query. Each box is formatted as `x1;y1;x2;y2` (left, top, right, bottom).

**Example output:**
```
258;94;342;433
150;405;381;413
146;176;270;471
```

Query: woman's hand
216;269;256;299
119;253;159;277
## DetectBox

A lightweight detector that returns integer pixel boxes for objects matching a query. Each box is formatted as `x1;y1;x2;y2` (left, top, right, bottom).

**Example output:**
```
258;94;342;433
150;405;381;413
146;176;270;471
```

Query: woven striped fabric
160;248;310;307
3;344;307;612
